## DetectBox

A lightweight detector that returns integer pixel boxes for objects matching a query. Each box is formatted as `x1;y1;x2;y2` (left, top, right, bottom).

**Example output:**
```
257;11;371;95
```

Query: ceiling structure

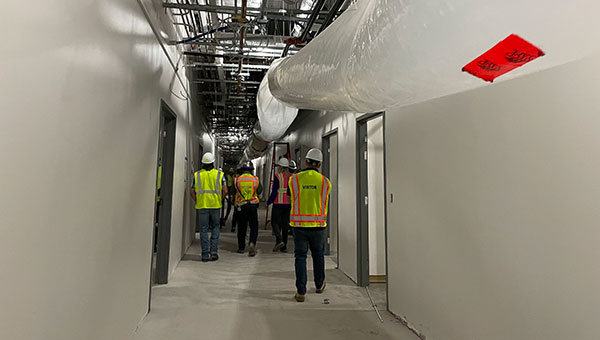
163;0;350;164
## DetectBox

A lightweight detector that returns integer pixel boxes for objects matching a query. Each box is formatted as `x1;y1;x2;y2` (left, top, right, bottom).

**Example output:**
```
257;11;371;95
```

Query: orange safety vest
274;172;291;205
235;173;260;205
289;170;331;227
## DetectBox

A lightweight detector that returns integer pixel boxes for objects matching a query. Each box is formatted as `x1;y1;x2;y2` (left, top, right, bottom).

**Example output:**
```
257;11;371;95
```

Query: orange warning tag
462;34;545;82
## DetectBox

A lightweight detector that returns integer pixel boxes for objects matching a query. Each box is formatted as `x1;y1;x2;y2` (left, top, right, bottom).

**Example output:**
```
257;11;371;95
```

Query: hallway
133;230;417;340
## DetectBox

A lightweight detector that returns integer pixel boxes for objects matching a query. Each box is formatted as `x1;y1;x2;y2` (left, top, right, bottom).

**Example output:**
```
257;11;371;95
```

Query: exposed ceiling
164;0;349;164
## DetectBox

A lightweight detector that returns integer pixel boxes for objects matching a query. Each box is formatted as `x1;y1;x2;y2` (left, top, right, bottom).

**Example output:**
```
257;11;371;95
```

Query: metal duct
243;58;298;160
268;0;600;113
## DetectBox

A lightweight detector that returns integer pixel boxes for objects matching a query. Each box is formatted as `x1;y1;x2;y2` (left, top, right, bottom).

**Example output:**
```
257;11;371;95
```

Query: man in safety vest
230;168;243;233
235;162;262;257
267;157;292;252
288;148;331;302
189;152;227;262
220;169;235;228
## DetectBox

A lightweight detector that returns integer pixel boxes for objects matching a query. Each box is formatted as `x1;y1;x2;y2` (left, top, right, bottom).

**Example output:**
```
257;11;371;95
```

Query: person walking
235;162;262;256
267;157;292;252
189;152;227;262
220;169;235;228
288;149;331;302
230;168;243;232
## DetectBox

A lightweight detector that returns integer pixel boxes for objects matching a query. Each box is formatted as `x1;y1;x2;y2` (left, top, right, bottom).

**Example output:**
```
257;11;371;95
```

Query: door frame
355;112;388;291
149;100;177;309
322;128;339;267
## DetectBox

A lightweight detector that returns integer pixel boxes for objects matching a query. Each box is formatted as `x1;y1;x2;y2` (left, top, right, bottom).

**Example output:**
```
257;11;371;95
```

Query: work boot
237;249;244;254
201;258;210;263
294;294;305;302
273;242;284;252
280;245;287;253
211;254;219;261
316;281;326;294
248;243;256;257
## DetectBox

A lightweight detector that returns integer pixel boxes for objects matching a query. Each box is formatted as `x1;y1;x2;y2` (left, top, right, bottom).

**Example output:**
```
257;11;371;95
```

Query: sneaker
201;258;210;262
211;254;219;261
248;243;256;257
294;294;305;302
316;281;326;294
237;249;244;254
272;242;284;252
280;246;287;253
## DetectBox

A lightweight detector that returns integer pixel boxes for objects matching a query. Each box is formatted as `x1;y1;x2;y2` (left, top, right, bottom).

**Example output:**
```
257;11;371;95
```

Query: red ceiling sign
462;34;545;82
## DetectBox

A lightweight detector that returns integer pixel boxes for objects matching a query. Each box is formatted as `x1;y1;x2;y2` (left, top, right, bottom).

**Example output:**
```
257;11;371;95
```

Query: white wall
281;110;360;282
0;1;205;339
367;117;386;276
386;55;600;340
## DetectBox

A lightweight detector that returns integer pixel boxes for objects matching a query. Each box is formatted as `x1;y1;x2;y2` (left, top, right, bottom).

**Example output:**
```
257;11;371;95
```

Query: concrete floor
133;220;418;340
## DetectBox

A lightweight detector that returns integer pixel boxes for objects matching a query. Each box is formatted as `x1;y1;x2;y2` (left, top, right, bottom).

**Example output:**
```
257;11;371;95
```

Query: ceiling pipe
281;0;327;57
316;0;347;35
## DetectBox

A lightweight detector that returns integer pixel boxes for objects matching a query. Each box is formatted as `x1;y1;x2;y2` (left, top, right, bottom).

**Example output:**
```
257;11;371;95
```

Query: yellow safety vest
156;165;162;203
194;169;224;209
289;170;331;227
235;173;260;205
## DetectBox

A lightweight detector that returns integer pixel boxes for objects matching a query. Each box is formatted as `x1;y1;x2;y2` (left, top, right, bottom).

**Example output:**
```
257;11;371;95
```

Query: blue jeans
293;228;326;295
197;209;220;259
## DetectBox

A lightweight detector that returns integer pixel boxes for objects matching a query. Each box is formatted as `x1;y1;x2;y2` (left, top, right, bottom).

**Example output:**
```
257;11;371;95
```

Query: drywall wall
280;110;360;282
0;1;207;339
367;117;386;276
386;54;600;340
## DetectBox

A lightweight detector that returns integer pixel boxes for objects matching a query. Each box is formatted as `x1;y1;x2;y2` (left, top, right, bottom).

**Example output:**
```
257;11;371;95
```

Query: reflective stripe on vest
235;174;259;204
195;169;223;209
289;170;331;227
274;172;291;205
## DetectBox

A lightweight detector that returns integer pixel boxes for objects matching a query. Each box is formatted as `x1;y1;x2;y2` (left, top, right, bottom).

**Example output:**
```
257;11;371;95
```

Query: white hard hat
305;148;323;162
202;152;215;164
277;157;290;168
289;160;297;170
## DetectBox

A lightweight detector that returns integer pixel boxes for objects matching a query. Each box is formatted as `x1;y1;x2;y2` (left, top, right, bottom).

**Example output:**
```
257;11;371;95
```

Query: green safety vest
156;165;162;203
289;170;331;227
194;169;224;209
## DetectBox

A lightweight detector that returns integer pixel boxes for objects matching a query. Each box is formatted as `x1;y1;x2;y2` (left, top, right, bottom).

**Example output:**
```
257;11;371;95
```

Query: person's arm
190;175;196;201
267;177;279;205
222;175;228;196
287;175;293;196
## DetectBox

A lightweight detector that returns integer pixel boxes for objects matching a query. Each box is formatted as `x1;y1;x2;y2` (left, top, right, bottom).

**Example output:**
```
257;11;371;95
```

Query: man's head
289;160;297;173
201;152;215;170
277;157;290;173
241;161;254;174
305;148;323;169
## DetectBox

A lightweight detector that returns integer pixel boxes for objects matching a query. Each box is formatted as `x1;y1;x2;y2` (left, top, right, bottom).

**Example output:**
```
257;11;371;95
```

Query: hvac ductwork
244;58;298;160
268;0;600;113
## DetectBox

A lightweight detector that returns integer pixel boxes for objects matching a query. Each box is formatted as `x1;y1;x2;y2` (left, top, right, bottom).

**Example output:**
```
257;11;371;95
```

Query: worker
230;168;243;232
189;152;227;262
235;162;262;257
288;148;331;302
220;169;235;228
289;160;297;174
267;157;292;252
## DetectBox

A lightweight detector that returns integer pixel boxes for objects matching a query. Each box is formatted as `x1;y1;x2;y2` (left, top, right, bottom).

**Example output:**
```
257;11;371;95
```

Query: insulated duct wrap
244;58;299;160
268;0;600;113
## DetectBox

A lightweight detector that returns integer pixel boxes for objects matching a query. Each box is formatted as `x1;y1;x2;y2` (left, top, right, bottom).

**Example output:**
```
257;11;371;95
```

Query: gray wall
385;55;600;340
0;1;209;339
